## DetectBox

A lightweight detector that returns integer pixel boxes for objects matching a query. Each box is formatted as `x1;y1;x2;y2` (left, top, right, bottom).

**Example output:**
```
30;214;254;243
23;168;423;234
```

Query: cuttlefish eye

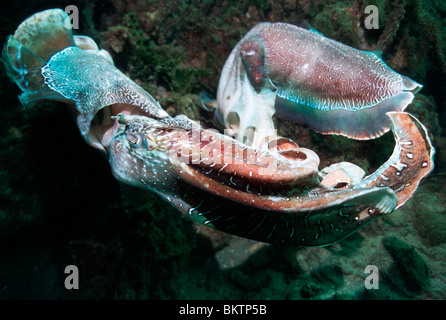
126;131;149;149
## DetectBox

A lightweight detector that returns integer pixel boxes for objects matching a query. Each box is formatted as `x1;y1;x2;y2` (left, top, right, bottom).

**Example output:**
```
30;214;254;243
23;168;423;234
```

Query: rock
382;236;429;296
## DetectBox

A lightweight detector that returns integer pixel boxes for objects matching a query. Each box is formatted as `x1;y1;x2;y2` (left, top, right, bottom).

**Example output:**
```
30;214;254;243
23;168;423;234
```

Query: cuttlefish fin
279;88;421;140
2;9;75;106
370;50;383;59
2;36;49;106
169;179;397;246
355;112;434;208
300;22;324;36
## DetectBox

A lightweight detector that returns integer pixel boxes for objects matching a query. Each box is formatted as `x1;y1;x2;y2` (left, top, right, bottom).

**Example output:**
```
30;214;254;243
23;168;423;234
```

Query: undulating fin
300;21;324;36
276;60;423;140
277;90;416;140
2;36;52;106
371;50;383;58
355;112;435;208
156;179;397;246
402;75;423;94
2;9;76;106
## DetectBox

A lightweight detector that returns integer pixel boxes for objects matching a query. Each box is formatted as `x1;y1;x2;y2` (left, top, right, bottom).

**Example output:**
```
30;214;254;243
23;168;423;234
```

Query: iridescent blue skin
2;9;169;152
216;22;423;148
1;9;435;246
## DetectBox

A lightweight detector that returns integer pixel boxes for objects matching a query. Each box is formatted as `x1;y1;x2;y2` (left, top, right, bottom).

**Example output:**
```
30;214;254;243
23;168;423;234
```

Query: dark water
0;0;445;301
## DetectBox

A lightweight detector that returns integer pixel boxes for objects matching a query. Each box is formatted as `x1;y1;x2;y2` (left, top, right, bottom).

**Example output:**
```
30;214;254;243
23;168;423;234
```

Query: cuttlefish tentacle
216;22;423;149
110;113;399;246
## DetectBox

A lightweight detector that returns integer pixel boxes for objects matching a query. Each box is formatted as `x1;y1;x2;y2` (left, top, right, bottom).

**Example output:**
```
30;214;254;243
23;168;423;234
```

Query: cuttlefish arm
110;114;397;246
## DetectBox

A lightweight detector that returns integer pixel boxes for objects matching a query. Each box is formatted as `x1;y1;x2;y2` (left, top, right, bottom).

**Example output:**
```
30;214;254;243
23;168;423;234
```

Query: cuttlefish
109;111;433;246
3;9;169;152
2;9;434;246
212;22;423;149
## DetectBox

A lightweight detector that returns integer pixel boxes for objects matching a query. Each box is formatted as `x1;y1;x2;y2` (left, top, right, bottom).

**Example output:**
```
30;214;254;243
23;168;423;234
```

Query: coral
361;0;446;129
434;0;446;13
101;26;130;53
413;0;446;72
376;0;407;51
413;191;446;246
300;281;322;299
406;94;441;140
382;237;430;295
374;0;446;75
175;94;201;120
80;1;103;43
310;265;344;295
104;12;210;98
313;5;362;47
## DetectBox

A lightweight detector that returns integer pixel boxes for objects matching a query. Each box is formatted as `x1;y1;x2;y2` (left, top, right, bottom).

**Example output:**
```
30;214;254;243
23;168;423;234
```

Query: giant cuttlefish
213;22;423;149
2;9;434;246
